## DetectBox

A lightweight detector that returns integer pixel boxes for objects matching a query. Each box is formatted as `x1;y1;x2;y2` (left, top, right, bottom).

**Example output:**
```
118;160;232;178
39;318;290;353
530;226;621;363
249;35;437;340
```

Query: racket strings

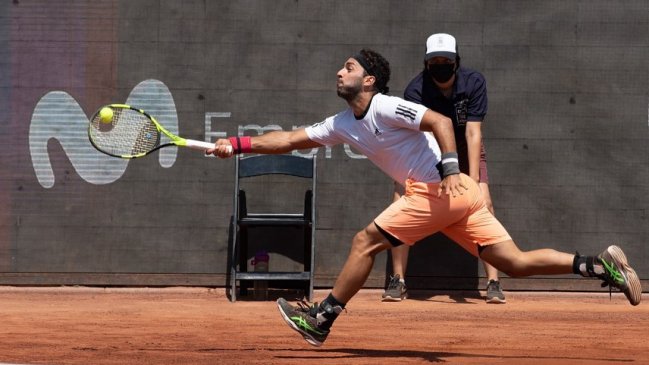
89;108;161;157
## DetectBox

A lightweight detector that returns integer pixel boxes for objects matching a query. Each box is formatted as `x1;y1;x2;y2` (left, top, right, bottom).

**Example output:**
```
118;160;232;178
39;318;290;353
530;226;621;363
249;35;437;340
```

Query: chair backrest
233;154;317;217
237;154;314;179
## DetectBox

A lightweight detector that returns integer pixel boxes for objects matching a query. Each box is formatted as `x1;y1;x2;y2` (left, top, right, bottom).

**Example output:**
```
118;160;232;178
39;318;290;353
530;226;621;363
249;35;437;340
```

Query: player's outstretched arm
207;128;322;158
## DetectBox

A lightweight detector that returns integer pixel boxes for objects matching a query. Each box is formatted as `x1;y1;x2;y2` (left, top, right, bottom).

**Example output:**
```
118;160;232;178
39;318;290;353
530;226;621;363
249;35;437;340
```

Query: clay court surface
0;286;647;365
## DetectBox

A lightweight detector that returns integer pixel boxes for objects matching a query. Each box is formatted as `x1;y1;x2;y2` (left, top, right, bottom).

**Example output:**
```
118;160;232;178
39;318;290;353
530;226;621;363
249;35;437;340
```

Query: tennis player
207;49;642;347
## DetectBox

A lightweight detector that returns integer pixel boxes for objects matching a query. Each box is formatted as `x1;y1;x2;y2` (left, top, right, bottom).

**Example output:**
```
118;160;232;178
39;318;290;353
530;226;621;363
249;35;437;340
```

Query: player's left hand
438;174;468;198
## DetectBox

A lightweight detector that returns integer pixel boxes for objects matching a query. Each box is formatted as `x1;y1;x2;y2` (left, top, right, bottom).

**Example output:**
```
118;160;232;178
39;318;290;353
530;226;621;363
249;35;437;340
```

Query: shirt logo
396;104;417;122
454;98;468;127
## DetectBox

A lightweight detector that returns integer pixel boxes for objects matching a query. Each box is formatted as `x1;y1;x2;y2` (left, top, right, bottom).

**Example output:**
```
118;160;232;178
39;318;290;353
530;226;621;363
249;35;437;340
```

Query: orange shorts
374;174;511;257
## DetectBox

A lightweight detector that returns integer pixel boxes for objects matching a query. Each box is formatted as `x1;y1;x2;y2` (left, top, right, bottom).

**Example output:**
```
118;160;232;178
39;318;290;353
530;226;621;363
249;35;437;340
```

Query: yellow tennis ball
99;107;113;123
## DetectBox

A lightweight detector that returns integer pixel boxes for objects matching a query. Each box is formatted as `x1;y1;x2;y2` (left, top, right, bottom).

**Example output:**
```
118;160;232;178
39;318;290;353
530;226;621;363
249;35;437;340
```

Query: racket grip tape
185;139;233;154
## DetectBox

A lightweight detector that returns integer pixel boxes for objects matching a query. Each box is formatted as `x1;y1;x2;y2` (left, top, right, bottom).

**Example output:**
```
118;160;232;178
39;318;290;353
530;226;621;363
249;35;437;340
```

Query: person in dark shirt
383;33;505;303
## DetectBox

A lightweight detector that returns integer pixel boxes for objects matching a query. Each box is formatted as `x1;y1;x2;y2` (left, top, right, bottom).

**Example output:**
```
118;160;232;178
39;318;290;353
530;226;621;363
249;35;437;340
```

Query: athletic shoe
597;245;642;306
485;279;506;304
276;298;329;346
381;274;408;302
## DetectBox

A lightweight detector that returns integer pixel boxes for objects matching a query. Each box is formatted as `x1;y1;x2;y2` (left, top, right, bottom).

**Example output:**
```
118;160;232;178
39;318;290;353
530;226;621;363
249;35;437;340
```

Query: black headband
353;53;374;76
352;51;389;94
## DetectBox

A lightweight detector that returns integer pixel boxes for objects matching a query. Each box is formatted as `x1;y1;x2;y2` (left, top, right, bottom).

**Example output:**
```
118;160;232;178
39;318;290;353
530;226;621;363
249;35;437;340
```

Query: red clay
0;287;646;365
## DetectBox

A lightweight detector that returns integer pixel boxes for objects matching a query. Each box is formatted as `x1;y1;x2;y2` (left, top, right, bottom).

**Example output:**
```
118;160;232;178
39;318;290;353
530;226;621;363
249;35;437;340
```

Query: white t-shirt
305;93;443;184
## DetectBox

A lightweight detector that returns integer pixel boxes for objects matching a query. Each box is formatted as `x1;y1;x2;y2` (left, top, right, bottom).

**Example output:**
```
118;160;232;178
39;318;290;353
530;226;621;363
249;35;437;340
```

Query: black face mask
427;63;455;83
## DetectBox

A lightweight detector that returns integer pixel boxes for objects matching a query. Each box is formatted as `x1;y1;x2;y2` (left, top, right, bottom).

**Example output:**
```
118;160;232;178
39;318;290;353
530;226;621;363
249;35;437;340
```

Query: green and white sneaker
597;245;642;306
277;298;330;346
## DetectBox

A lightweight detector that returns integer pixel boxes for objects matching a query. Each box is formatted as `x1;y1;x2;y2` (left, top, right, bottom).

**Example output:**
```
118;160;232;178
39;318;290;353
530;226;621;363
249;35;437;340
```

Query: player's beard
337;78;363;101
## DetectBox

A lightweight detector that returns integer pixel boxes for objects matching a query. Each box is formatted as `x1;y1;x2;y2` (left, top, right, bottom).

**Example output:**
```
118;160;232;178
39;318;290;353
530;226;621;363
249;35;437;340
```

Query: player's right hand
207;139;234;158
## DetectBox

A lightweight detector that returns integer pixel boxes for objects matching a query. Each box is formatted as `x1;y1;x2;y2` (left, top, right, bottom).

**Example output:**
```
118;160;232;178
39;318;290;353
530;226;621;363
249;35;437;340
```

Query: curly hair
355;48;391;94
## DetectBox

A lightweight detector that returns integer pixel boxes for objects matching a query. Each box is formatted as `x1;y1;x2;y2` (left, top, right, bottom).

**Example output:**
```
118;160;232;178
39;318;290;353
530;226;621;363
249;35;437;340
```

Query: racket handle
185;139;233;154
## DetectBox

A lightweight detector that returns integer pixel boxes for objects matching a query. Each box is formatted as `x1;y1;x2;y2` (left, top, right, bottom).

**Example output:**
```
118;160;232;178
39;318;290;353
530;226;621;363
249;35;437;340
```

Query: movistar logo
29;79;180;188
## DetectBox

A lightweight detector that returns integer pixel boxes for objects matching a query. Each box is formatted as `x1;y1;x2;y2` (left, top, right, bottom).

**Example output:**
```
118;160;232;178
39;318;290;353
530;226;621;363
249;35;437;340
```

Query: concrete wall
0;0;647;291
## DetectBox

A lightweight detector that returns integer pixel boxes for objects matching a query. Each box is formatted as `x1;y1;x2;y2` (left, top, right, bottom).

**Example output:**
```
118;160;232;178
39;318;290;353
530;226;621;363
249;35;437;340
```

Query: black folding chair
229;154;316;302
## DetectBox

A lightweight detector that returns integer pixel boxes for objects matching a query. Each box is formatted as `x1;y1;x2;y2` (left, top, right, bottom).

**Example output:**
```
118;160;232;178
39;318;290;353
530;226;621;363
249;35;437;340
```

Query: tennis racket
88;104;230;159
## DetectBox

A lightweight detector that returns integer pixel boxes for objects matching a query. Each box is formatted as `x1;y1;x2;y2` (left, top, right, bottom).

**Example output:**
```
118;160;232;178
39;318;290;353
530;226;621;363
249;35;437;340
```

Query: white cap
425;33;457;61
